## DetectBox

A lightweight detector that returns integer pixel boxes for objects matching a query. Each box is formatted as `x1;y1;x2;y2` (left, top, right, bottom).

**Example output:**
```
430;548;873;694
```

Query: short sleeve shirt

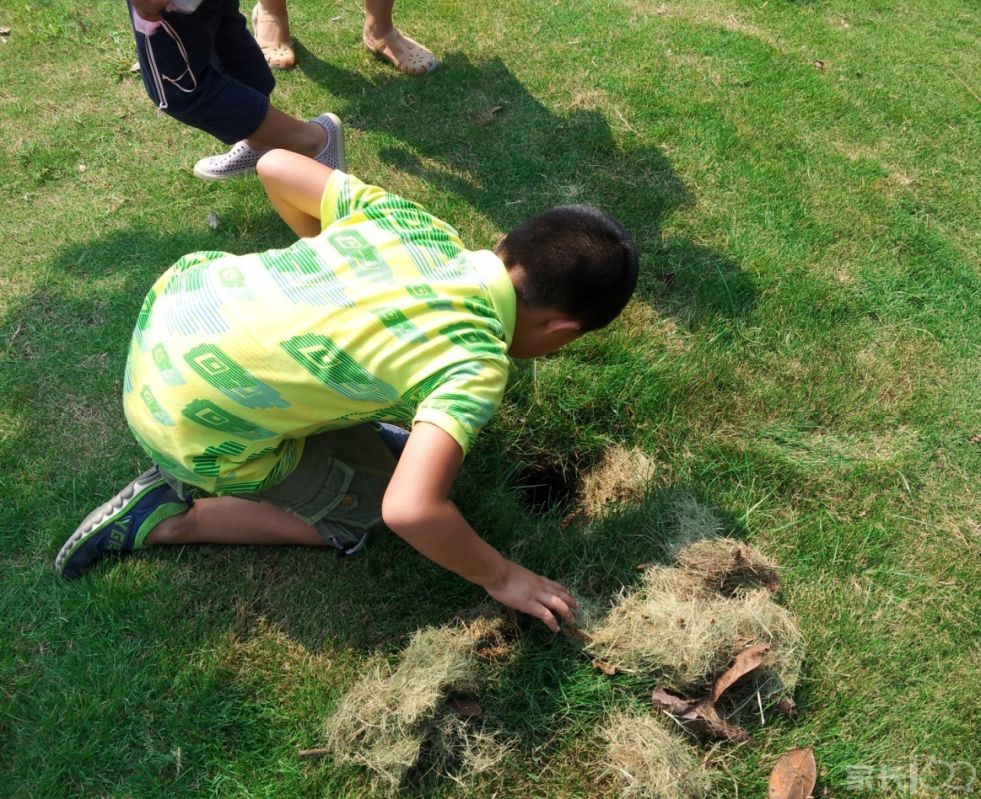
123;171;516;494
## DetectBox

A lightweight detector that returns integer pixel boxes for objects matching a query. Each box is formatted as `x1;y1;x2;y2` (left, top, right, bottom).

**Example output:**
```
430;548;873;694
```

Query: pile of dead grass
580;445;657;517
672;537;780;595
600;710;714;799
322;617;512;792
586;540;802;699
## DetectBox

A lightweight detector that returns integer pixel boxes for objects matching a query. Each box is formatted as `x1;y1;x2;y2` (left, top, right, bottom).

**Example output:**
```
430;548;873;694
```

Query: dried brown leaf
650;687;749;742
593;658;618;676
813;60;826;70
768;748;817;799
475;105;504;125
776;697;797;716
650;687;694;715
709;643;770;703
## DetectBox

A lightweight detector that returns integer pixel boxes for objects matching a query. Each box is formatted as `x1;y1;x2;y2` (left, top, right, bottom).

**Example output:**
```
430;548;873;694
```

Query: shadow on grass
295;45;756;329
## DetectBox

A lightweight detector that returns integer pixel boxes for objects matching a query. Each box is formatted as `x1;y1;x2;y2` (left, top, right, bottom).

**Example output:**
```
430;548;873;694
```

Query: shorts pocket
322;468;391;532
256;457;355;526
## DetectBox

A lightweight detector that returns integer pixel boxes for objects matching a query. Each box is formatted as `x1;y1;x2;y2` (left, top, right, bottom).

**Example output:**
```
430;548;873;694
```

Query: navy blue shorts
129;0;275;144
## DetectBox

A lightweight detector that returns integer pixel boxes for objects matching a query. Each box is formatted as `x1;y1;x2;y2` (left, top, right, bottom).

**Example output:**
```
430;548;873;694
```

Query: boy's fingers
547;583;578;609
535;605;560;632
542;578;576;601
541;594;576;627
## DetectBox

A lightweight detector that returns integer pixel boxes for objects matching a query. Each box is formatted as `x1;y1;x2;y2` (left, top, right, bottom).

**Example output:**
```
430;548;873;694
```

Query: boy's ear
543;316;582;336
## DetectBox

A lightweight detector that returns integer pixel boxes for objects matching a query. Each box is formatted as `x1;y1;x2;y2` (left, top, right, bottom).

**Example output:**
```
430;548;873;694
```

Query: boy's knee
256;149;290;182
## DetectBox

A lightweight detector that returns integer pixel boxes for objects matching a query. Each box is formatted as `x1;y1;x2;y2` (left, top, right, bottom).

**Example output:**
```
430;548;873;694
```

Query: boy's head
495;205;639;358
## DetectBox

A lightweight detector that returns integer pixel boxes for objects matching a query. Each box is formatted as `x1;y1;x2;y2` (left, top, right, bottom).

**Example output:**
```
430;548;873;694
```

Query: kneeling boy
56;147;639;631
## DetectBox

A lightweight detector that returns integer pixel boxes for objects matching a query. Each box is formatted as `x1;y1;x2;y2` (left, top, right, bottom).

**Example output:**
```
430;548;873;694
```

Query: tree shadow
294;44;756;328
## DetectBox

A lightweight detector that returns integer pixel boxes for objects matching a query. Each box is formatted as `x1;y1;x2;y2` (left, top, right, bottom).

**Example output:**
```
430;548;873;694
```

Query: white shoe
310;113;345;171
192;140;266;181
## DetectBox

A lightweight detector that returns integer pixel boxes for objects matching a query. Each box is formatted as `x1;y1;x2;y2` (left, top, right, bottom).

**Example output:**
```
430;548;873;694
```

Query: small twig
613;106;639;136
564;621;592;644
298;747;332;758
947;67;981;103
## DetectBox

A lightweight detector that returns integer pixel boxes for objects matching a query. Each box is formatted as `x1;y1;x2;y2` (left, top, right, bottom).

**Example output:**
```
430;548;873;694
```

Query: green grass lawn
1;0;978;796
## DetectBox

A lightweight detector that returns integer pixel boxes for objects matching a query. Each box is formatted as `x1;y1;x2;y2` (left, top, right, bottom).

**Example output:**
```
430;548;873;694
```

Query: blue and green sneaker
55;467;189;578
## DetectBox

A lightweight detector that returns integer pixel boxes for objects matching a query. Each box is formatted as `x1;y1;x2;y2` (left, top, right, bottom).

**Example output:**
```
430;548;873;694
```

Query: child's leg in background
130;0;272;144
208;0;322;154
129;0;326;161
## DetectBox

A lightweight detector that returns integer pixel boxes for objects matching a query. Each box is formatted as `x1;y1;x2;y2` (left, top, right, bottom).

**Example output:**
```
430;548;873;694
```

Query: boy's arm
382;422;578;632
256;150;333;239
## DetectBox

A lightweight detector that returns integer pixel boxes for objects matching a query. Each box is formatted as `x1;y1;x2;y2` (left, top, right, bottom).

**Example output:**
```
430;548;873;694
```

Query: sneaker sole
54;469;162;577
192;163;258;181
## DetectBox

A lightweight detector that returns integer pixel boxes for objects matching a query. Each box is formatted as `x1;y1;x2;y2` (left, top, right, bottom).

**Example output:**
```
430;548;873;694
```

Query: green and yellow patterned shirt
123;171;516;494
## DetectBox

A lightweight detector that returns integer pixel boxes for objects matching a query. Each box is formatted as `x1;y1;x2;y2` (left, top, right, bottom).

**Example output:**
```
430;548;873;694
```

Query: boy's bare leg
257;149;334;237
146;496;326;547
246;106;326;160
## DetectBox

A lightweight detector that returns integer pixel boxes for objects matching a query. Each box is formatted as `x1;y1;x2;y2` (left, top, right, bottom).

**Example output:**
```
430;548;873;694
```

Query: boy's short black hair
496;205;639;331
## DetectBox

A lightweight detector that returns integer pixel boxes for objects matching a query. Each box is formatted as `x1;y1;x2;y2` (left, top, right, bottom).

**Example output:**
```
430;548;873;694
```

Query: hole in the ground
515;460;583;515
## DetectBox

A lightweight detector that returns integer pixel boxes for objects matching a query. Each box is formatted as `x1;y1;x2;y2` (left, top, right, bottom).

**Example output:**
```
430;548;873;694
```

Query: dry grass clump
600;710;713;799
674;538;780;595
322;617;511;792
580;445;657;517
585;565;802;697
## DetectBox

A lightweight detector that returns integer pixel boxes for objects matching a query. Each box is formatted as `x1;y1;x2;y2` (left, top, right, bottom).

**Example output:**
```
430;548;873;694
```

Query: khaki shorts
159;424;397;552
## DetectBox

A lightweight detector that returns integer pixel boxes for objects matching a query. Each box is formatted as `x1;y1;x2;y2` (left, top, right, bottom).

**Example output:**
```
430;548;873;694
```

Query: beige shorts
159;424;397;552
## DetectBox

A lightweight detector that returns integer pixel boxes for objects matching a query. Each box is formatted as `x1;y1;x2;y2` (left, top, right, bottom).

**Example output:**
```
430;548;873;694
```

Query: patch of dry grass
673;537;779;596
580;445;657;518
322;617;512;792
600;710;714;799
586;541;803;698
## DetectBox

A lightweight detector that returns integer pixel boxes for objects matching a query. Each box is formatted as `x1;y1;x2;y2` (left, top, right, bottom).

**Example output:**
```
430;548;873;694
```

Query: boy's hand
132;0;170;21
483;560;578;633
